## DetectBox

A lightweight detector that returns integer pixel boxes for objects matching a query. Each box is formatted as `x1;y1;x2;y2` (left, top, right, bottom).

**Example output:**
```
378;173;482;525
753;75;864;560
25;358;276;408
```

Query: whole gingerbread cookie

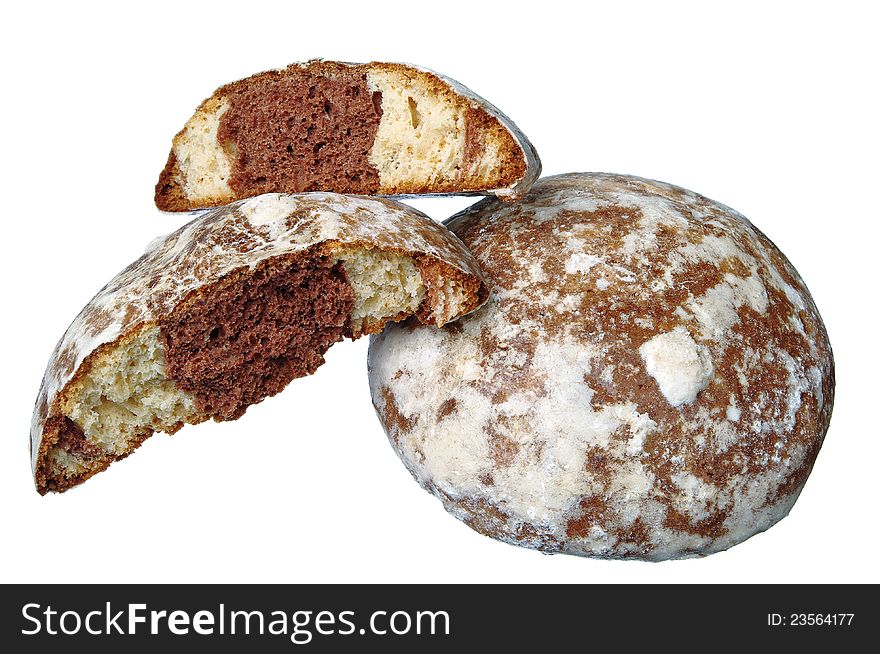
368;173;834;560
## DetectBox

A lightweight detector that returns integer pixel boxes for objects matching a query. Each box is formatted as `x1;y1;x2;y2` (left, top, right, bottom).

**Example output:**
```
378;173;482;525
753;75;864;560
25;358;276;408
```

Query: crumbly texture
44;326;198;493
368;173;834;561
161;252;354;421
217;66;383;195
154;60;540;211
33;193;488;494
337;248;425;336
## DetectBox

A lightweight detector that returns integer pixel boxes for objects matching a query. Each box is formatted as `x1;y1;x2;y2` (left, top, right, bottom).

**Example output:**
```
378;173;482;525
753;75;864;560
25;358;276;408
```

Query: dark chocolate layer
218;68;383;195
160;252;355;420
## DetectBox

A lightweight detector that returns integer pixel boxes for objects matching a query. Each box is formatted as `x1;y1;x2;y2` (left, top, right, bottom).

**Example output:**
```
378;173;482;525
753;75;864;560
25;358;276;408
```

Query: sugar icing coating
32;192;485;473
639;327;714;407
368;173;834;560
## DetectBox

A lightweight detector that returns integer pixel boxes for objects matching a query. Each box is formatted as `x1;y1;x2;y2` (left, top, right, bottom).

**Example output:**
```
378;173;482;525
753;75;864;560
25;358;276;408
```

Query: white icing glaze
639;327;714;407
369;173;834;560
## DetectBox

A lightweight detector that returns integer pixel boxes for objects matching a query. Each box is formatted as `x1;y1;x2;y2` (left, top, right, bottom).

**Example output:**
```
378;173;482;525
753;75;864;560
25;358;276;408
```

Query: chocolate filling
160;252;355;421
218;69;383;195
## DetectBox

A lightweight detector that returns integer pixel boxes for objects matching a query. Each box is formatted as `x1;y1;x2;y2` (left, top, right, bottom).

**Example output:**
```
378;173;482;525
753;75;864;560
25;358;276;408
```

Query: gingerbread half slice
155;60;540;211
32;193;488;494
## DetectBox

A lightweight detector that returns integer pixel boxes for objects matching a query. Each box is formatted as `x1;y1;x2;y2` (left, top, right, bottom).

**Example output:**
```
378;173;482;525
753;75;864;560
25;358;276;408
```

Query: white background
1;1;877;584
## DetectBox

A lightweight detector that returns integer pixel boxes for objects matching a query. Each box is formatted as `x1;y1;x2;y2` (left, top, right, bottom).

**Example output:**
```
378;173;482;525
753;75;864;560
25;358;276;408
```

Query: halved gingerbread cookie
32;193;487;494
155;60;540;211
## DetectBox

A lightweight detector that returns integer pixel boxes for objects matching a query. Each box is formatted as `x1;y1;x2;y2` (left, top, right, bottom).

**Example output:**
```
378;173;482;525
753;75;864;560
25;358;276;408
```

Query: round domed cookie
368;173;834;560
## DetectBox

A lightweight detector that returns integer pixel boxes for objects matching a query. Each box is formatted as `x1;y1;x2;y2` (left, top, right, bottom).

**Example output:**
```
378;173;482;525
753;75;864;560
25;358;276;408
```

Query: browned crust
155;60;531;211
414;254;488;324
463;104;527;188
37;419;154;495
36;323;142;493
34;320;200;495
215;60;371;101
154;152;189;212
